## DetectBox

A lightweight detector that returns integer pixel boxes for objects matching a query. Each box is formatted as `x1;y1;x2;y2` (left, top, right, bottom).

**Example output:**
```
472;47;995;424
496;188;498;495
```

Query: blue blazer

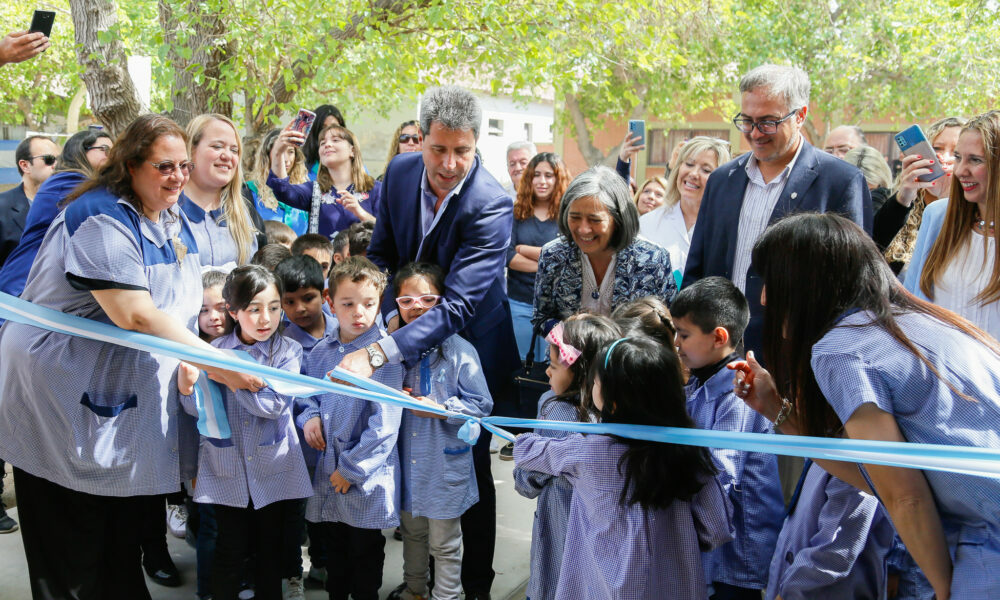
0;183;30;269
682;140;872;357
368;151;520;398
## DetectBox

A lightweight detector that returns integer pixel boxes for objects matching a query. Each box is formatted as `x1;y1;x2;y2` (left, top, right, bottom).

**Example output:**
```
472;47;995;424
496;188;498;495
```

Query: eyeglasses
395;294;441;309
149;160;195;176
86;145;111;155
29;154;57;166
398;134;421;144
732;109;800;135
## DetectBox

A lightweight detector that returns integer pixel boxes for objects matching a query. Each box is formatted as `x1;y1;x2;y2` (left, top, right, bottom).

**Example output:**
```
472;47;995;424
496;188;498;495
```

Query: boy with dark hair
332;229;350;265
251;243;293;271
264;220;296;249
671;276;784;600
347;221;374;258
291;233;335;274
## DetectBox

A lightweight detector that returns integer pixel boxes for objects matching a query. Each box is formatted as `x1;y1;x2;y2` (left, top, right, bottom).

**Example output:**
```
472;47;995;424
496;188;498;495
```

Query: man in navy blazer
341;85;517;600
683;64;872;365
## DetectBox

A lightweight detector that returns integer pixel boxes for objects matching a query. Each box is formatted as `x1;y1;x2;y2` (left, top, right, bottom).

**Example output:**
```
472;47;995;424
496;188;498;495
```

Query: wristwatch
366;344;386;370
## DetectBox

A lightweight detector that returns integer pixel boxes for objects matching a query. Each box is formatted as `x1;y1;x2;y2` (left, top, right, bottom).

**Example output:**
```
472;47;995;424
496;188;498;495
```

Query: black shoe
144;558;182;587
0;512;17;534
465;593;491;600
393;526;403;541
498;441;514;461
385;582;407;600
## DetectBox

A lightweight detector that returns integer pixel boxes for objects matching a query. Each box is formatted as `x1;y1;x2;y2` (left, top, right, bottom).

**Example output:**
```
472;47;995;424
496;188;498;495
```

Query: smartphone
29;10;56;38
288;108;317;146
895;125;946;182
628;119;646;146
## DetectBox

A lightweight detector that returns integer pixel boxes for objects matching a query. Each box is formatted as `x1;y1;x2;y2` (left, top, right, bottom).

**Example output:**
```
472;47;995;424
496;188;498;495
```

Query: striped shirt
731;139;803;292
398;335;493;520
297;323;405;529
514;432;734;600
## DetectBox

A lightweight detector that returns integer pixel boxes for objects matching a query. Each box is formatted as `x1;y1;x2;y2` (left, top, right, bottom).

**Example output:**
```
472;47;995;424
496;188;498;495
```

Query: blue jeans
509;299;547;363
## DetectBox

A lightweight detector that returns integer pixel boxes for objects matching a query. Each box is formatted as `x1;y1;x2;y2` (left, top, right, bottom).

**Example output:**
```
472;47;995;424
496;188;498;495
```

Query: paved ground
0;457;533;600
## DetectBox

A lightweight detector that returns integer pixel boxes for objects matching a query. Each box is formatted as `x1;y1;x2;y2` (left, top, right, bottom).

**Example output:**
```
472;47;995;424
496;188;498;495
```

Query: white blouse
935;230;1000;340
580;252;616;316
639;202;692;279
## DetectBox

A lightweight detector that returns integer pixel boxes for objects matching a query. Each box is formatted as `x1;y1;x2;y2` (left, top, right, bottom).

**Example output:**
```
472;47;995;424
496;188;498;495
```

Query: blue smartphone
895;125;946;182
628;119;645;146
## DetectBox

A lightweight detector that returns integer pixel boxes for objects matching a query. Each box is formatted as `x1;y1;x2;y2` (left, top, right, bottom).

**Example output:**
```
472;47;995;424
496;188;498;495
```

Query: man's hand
329;469;351;494
409;396;447;420
337;345;384;379
0;32;50;67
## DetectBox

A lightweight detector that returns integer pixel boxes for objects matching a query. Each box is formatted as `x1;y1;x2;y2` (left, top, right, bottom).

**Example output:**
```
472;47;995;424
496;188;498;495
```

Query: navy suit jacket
682;140;872;358
0;183;30;268
368;151;519;397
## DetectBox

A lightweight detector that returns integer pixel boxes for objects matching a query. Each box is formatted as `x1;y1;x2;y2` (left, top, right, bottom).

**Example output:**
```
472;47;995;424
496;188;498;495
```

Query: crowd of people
0;40;998;600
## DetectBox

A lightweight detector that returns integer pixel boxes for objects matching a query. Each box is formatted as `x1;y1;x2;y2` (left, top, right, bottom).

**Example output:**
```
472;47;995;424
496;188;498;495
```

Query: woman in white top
904;110;1000;340
638;137;730;285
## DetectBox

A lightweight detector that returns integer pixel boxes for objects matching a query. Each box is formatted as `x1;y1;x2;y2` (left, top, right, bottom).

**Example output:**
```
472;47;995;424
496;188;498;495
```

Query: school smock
813;309;1000;598
0;187;202;497
766;460;894;600
398;335;493;520
514;433;735;600
179;332;312;509
283;311;339;353
245;181;309;236
296;323;404;529
512;391;578;600
179;193;258;271
265;170;381;238
685;362;784;589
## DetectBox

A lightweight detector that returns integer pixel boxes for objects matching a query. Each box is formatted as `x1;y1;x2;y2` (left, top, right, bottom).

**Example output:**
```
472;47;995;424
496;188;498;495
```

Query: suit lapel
770;141;818;224
722;155;752;268
10;197;28;230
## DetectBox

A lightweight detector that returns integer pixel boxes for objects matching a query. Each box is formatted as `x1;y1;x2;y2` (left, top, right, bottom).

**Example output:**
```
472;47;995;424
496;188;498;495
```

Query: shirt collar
420;166;472;206
744;133;804;186
179;193;226;225
328;319;382;350
117;197;183;248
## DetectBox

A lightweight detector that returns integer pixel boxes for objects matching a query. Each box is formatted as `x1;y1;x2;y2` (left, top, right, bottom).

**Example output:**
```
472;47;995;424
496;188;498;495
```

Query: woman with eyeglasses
638;137;731;288
267;123;380;238
0;128;114;297
378;120;422;181
0;114;264;599
179;114;263;271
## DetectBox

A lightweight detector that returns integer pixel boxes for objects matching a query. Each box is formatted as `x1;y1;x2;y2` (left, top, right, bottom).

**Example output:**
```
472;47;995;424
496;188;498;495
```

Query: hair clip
546;322;582;366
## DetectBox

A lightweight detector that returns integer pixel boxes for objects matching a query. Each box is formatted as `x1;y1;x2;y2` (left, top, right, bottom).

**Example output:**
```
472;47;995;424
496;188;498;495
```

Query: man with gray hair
504;140;537;195
342;85;518;600
823;125;867;158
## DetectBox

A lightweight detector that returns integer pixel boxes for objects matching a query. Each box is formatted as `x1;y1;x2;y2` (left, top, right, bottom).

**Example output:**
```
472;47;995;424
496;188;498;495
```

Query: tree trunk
565;94;614;167
67;0;143;137
158;0;233;128
14;97;38;130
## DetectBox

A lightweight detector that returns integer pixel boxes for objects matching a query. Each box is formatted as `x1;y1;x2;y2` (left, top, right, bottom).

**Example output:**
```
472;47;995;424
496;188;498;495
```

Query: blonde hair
186;114;257;265
383;120;419;174
662;136;731;210
884;117;967;266
843;145;892;189
632;176;669;209
251;129;307;210
315;124;374;195
920;110;1000;304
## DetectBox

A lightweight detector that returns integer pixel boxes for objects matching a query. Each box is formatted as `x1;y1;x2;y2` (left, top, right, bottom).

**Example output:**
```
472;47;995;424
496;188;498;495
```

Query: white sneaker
284;576;306;600
238;588;255;600
166;504;187;539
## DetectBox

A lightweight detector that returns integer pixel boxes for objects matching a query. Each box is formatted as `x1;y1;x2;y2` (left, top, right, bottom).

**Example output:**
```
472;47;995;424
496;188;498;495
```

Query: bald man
823;125;866;158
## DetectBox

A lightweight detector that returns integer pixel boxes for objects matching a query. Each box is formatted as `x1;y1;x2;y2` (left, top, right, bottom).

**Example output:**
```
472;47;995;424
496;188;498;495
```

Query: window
524;122;533;142
648;128;730;166
488;119;503;137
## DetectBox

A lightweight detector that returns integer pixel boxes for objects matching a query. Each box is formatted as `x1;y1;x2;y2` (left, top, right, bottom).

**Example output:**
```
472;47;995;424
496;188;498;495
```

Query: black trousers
212;499;291;600
460;429;497;594
13;467;152;600
711;582;763;600
319;521;386;600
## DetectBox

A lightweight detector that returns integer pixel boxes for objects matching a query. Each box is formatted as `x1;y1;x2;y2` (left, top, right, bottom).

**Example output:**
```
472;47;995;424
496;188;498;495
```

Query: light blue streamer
4;291;1000;477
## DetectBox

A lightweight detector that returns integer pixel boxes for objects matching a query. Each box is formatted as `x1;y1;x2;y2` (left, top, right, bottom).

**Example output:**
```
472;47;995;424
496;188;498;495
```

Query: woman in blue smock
0;128;114;297
0;114;262;599
734;212;1000;600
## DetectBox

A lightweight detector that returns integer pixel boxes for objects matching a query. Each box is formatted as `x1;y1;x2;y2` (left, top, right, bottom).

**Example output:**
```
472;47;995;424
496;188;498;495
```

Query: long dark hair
303;104;345;168
59;130;113;177
222;265;286;359
513;152;570;221
753;212;1000;437
556;313;621;420
591;336;716;510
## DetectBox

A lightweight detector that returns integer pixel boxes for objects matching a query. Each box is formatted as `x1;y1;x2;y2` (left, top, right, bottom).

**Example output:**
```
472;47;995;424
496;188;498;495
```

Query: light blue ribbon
3;291;1000;478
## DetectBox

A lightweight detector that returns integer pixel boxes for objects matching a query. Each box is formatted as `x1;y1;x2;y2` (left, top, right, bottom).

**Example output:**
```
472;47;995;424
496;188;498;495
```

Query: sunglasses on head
149;160;195;176
395;294;441;309
29;154;57;166
398;134;421;144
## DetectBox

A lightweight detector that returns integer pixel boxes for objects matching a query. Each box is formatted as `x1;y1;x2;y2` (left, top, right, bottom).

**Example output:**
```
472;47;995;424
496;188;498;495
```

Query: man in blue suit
683;64;872;364
340;85;518;600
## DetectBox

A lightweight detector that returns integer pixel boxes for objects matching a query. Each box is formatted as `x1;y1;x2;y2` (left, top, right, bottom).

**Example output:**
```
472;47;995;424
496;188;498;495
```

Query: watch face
368;346;385;367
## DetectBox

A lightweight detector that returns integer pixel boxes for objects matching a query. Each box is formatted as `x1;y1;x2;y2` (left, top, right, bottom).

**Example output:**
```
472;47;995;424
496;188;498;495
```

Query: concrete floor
0;457;533;600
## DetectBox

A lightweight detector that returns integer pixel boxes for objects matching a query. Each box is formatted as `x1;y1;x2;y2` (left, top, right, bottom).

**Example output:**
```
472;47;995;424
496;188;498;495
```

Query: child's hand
304;417;326;451
177;362;200;396
409;396;447;420
329;469;351;494
728;351;783;422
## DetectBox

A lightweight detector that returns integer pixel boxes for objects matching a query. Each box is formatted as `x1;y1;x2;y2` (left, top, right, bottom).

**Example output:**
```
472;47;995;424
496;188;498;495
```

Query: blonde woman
268;123;379;238
904;110;1000;340
842;145;893;212
876;117;965;273
180;114;260;270
633;176;668;216
638;136;731;283
247;128;310;235
378;120;421;181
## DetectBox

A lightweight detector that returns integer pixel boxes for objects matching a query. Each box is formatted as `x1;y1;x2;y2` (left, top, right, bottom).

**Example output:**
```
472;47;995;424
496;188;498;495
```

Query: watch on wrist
366;344;386;370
